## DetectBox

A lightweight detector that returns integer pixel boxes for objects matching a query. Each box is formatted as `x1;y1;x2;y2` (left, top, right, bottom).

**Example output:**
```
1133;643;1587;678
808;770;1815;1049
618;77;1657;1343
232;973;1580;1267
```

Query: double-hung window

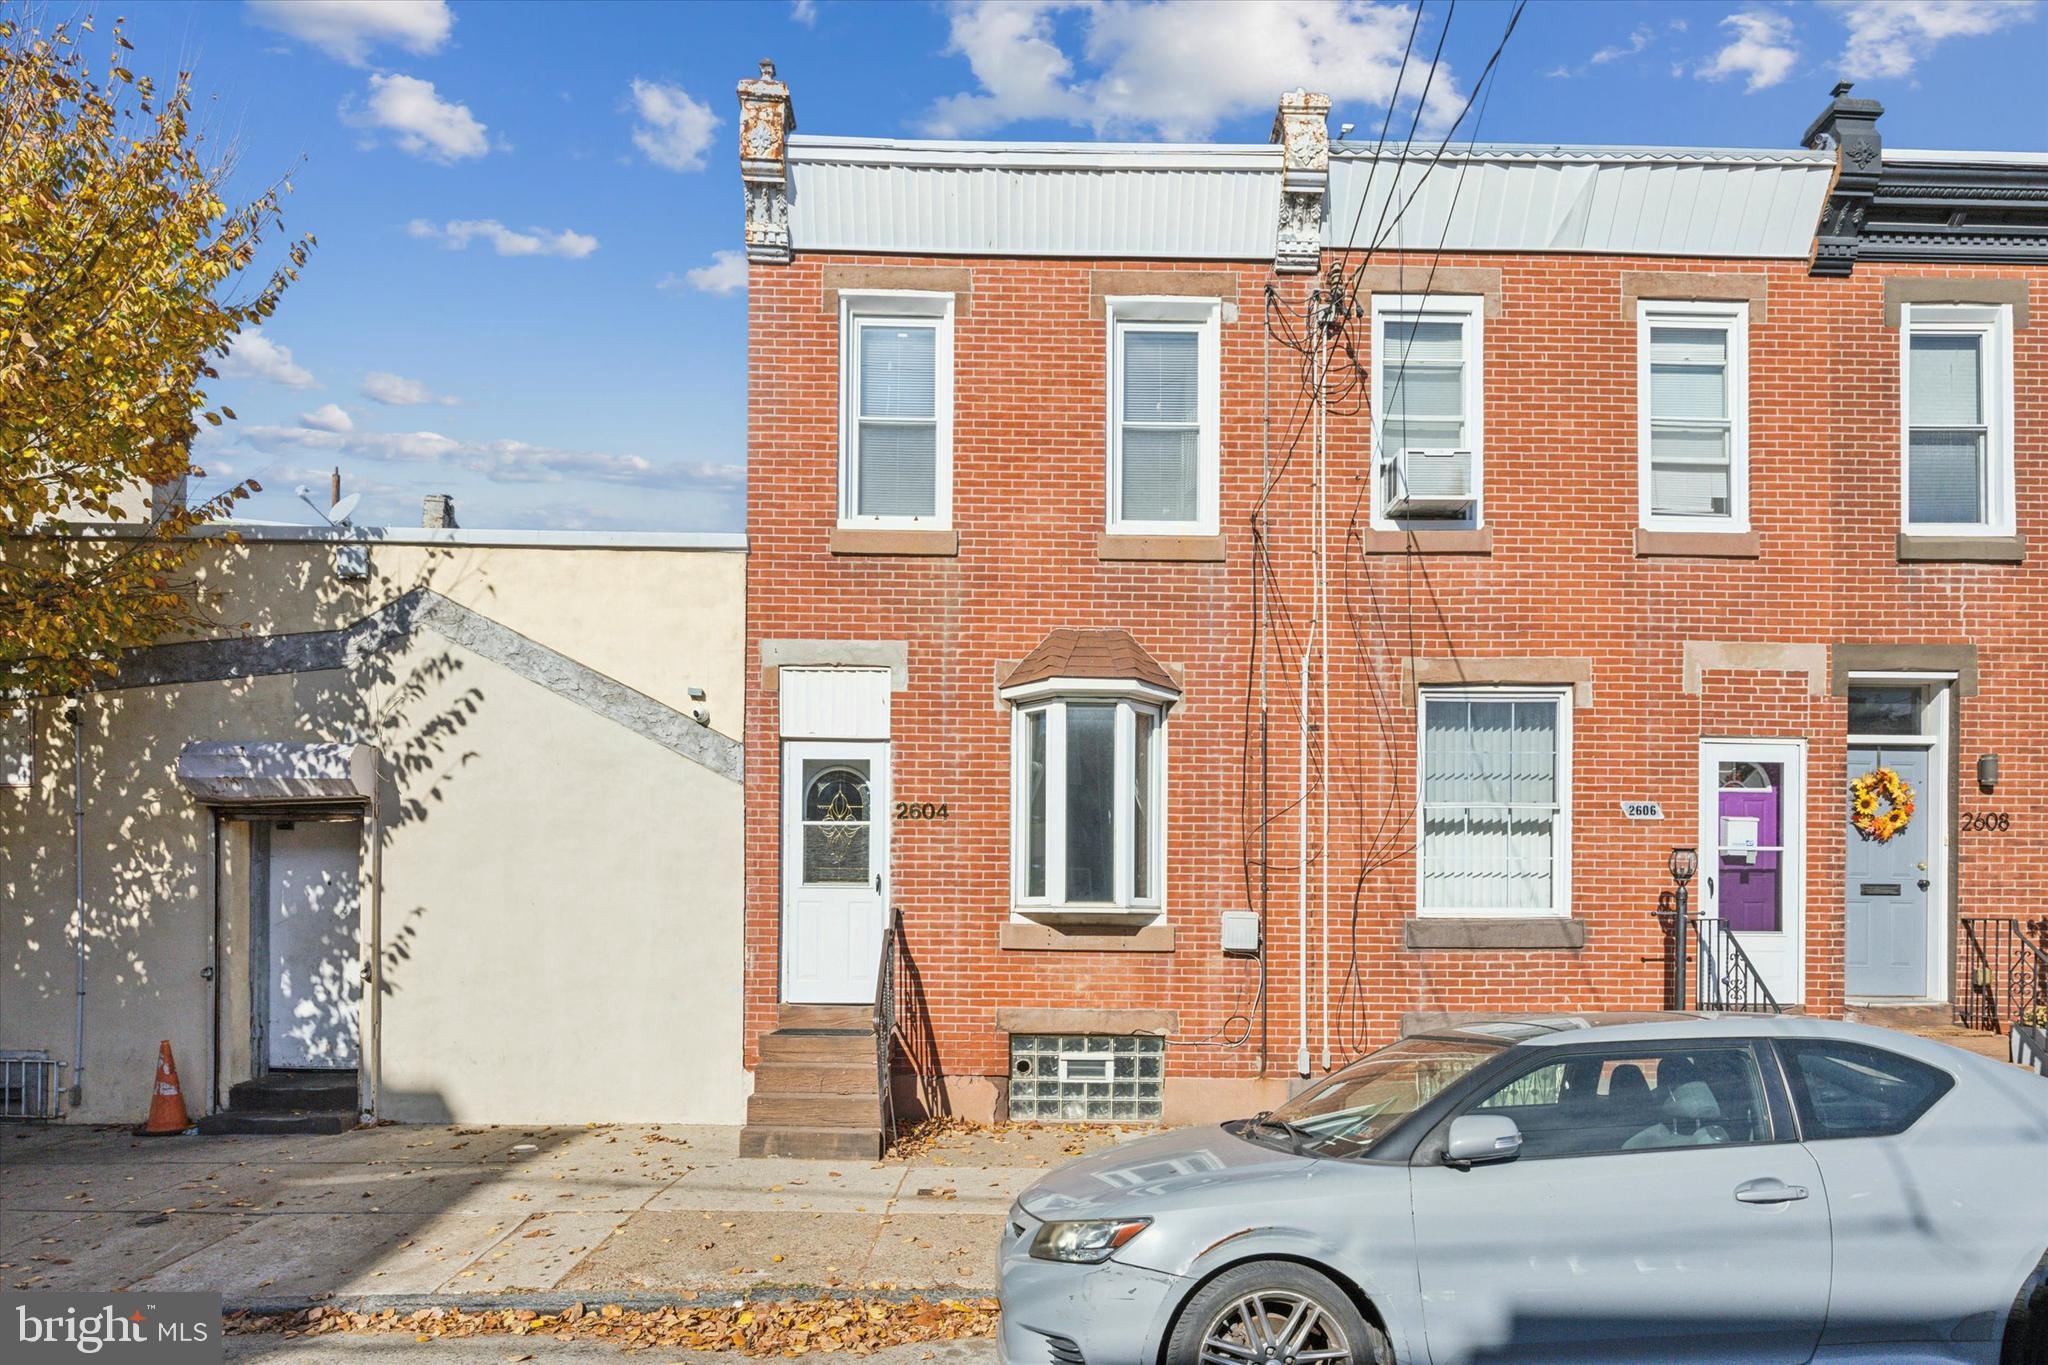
1418;688;1571;918
839;291;953;527
1371;294;1484;528
1106;297;1220;536
1638;301;1749;532
1901;304;2014;537
1009;691;1168;916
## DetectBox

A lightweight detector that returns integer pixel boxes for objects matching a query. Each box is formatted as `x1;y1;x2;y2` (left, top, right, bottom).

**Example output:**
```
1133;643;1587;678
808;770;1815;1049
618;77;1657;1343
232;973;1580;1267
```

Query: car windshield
1246;1036;1504;1158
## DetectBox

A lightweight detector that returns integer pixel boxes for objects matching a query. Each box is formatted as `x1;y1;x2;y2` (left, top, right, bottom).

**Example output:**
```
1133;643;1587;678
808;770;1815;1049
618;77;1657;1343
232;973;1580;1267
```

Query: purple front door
1716;763;1783;933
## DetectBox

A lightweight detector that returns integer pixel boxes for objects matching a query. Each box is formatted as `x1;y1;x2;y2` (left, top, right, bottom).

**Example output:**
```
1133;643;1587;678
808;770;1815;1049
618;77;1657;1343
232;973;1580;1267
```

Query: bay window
839;291;953;527
1901;303;2013;536
1106;296;1220;536
1418;689;1571;918
1638;300;1749;532
1011;692;1166;914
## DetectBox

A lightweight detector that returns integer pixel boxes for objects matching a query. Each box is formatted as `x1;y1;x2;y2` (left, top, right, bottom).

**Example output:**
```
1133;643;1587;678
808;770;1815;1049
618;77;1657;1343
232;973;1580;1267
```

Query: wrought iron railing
1688;916;1783;1014
873;906;900;1141
1957;915;2048;1032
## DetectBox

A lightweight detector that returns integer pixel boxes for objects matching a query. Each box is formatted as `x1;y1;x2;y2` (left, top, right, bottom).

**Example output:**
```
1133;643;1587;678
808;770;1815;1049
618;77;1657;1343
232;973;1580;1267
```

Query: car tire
1166;1261;1392;1365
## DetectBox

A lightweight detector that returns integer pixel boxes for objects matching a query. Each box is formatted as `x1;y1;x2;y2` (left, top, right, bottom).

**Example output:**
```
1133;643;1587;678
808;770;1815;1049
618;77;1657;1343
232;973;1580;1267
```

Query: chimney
422;494;457;529
738;59;796;265
1803;82;1884;277
1271;88;1332;275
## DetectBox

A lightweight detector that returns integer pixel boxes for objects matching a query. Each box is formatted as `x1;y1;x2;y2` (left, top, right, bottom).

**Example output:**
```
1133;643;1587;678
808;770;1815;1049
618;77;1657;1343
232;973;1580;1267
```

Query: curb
228;1286;1001;1318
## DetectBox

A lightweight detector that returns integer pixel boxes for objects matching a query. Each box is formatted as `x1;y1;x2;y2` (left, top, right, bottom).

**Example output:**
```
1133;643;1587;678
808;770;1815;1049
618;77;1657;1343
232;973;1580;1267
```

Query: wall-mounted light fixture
1977;754;1999;792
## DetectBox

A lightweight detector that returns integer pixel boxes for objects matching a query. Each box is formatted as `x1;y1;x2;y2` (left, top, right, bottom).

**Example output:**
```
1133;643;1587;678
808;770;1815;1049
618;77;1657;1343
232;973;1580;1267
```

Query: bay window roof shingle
1002;628;1177;694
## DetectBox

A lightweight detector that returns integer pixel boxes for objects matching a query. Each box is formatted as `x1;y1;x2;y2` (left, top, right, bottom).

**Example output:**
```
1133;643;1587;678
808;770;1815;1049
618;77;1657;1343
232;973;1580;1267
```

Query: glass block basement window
1009;1034;1164;1122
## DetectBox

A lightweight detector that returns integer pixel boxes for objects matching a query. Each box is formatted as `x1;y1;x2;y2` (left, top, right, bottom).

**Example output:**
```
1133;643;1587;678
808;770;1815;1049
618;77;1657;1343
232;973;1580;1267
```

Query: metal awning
174;742;377;805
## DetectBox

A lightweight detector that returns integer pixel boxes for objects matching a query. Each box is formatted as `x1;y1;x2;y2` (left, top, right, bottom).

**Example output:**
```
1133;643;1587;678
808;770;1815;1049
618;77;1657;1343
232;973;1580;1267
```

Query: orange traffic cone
135;1040;193;1136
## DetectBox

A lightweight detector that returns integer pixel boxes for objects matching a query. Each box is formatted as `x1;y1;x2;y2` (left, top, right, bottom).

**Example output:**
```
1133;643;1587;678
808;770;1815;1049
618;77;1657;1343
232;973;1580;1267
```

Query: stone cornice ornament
1271;88;1331;275
737;59;796;265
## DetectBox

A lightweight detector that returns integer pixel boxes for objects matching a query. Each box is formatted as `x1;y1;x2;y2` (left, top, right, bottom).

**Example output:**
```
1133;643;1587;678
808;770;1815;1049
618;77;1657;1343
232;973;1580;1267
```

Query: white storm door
1697;740;1805;1006
265;819;363;1069
781;741;889;1004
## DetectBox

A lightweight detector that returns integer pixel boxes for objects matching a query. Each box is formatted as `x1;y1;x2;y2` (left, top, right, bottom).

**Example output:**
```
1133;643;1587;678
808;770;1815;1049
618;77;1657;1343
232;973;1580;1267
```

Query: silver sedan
997;1014;2048;1364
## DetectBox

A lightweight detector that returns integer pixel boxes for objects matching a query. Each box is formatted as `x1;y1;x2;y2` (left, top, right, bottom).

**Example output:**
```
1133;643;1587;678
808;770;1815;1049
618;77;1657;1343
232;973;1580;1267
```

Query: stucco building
737;72;2048;1154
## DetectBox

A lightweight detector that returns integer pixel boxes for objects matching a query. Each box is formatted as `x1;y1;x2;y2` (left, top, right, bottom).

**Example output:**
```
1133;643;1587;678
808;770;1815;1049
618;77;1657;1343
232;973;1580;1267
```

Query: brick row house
734;65;2048;1155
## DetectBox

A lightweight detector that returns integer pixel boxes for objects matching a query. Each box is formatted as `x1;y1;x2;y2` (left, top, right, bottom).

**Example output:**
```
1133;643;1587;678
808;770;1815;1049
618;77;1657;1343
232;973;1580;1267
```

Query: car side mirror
1445;1114;1523;1168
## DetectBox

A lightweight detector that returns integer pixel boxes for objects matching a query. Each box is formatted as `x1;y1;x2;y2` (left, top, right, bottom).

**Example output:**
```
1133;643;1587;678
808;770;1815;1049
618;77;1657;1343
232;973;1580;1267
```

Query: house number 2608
896;801;949;820
1961;811;2010;833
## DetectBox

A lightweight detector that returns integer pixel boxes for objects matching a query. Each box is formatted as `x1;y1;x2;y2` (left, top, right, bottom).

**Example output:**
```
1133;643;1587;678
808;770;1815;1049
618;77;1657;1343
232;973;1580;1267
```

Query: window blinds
1119;329;1201;523
1421;698;1561;913
856;323;938;518
1907;332;1986;526
1648;325;1731;518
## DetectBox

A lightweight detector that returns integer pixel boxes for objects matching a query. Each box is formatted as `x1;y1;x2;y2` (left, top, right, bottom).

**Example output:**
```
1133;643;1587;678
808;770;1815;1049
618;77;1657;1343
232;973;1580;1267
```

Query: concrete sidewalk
0;1121;1131;1306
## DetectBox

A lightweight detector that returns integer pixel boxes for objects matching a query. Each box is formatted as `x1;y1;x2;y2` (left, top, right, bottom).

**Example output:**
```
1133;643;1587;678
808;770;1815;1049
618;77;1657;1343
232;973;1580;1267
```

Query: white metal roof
784;133;1837;262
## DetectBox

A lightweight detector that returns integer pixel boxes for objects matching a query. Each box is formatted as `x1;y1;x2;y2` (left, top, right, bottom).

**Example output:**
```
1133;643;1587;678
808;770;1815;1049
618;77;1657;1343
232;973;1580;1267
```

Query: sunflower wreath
1850;766;1916;842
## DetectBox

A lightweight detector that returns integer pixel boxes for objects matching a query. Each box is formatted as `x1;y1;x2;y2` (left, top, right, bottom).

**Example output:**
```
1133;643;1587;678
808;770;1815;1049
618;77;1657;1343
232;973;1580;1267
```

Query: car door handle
1734;1178;1809;1204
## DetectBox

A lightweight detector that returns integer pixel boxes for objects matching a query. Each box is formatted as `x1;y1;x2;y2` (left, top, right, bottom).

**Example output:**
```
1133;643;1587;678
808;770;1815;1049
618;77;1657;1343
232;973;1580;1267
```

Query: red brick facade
745;247;2046;1120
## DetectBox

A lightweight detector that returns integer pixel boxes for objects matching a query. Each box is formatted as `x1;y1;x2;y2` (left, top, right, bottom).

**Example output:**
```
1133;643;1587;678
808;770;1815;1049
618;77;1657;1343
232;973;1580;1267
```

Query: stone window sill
1359;528;1493;556
829;527;958;557
1896;533;2025;564
996;1006;1179;1035
1404;916;1587;951
1000;921;1176;952
1097;533;1227;562
1635;529;1760;559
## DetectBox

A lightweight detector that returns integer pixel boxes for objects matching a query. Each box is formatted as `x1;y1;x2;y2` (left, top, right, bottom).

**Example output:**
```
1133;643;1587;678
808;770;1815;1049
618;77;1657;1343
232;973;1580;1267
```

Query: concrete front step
737;1124;885;1160
746;1090;882;1128
778;1004;874;1030
758;1029;875;1064
754;1059;878;1096
1845;1002;1954;1030
197;1109;355;1136
227;1072;358;1113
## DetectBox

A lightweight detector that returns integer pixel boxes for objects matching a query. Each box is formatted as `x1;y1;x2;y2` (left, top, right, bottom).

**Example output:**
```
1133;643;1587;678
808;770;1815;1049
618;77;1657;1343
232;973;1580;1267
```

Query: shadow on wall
0;537;494;1121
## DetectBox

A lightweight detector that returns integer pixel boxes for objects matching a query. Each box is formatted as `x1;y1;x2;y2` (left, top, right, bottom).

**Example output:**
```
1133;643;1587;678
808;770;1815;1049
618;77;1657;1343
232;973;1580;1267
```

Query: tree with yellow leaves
1;14;311;696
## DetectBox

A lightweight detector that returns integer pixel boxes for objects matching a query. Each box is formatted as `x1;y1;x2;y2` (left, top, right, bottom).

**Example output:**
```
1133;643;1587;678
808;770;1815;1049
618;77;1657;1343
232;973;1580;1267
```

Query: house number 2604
1961;811;2010;833
896;801;949;820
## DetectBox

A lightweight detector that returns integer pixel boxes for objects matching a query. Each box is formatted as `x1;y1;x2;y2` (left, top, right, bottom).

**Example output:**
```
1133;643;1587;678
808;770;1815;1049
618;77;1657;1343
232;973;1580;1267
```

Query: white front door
265;819;363;1069
1697;739;1805;1005
781;741;889;1004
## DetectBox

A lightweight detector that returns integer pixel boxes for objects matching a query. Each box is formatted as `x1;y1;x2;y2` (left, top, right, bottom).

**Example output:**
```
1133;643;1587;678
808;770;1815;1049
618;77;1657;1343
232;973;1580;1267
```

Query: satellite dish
327;493;361;527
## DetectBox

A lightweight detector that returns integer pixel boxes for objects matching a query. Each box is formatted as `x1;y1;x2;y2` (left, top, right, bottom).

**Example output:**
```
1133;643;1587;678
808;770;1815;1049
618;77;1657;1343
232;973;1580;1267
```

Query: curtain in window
1120;330;1199;522
857;324;937;517
1064;704;1117;901
1422;698;1559;912
1380;318;1465;456
1648;325;1731;517
1907;332;1986;525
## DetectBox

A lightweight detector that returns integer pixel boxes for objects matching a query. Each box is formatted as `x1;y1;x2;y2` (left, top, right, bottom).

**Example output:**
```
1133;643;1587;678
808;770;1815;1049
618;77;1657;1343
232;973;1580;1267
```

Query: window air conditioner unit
1385;447;1475;516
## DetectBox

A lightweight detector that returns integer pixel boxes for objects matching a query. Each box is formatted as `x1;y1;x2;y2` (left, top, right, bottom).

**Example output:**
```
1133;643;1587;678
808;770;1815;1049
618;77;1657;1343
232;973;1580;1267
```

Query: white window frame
1005;679;1172;919
837;289;954;530
1636;299;1750;534
1104;296;1221;537
1414;686;1572;920
1369;293;1485;531
1899;302;2015;538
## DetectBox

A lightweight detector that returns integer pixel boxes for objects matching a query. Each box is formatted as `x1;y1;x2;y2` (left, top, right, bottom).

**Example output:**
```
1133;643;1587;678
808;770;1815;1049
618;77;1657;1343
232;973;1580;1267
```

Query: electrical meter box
1220;910;1261;955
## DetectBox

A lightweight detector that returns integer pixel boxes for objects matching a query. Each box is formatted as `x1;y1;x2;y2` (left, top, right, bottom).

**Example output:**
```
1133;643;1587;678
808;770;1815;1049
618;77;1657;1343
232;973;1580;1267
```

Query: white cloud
791;0;818;24
236;422;747;492
1593;25;1657;63
661;250;749;296
628;79;721;172
1697;9;1800;91
299;403;354;433
245;0;453;66
1829;0;2037;81
351;74;489;162
406;218;599;259
360;371;461;407
218;330;318;390
923;0;1463;142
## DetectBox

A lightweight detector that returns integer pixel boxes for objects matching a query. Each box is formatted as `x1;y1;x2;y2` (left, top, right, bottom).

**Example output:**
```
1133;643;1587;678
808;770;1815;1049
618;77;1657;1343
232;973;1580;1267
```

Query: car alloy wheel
1200;1291;1352;1365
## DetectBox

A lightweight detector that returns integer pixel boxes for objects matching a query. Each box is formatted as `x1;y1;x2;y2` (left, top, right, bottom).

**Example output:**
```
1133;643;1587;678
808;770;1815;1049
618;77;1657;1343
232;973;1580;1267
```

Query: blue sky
108;0;2044;532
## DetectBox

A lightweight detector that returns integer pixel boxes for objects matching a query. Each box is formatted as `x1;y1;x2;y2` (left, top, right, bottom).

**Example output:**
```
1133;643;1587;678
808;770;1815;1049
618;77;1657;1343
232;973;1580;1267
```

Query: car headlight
1027;1218;1152;1264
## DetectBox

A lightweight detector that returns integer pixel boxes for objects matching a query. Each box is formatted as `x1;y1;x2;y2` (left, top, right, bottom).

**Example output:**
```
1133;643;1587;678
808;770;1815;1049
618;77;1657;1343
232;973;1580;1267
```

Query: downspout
67;698;86;1109
362;768;383;1124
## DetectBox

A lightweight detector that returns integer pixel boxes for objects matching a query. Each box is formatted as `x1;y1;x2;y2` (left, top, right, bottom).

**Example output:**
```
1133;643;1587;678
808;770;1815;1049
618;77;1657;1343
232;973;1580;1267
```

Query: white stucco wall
0;536;746;1126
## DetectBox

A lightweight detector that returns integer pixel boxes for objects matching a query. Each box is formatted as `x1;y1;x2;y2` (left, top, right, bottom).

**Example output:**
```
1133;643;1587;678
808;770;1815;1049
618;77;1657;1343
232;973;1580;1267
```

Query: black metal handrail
1958;915;2048;1031
1688;915;1783;1014
873;906;900;1141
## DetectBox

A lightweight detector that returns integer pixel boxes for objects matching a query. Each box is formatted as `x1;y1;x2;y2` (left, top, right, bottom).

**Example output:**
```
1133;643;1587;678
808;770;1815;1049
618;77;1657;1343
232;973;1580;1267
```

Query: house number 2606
896;801;949;820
